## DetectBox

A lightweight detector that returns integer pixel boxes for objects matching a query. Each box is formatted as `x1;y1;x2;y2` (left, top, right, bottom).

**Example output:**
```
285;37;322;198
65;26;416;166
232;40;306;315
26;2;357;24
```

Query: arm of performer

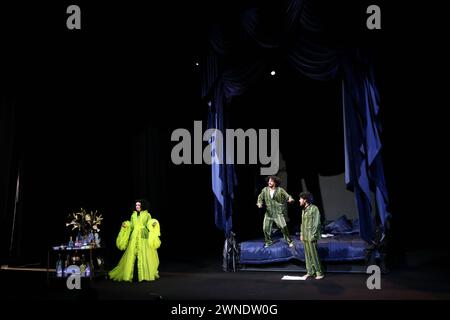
311;206;321;241
280;188;295;203
256;189;264;208
147;218;161;249
300;215;304;242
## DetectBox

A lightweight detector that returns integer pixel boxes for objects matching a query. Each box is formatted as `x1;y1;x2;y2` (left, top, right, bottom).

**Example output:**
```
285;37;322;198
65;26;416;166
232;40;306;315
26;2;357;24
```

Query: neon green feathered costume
109;210;161;282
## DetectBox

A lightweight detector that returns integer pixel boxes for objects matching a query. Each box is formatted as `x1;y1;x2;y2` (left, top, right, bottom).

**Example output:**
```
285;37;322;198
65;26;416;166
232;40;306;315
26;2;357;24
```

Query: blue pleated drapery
201;0;390;243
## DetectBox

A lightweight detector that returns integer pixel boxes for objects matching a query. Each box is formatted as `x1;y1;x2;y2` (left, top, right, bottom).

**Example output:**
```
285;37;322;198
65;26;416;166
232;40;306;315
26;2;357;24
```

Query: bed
240;233;368;264
226;216;381;273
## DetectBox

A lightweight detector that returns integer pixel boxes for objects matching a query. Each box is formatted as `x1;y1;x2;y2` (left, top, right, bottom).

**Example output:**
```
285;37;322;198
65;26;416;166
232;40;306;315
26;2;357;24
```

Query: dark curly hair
299;191;314;204
266;175;281;187
134;199;150;211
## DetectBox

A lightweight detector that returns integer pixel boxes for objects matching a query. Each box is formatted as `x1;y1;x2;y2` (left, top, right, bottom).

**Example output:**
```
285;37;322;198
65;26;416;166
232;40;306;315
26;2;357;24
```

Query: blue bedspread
239;234;368;264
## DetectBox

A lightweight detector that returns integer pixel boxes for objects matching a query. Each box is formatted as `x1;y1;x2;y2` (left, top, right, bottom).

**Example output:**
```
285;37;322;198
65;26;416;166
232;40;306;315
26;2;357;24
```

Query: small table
47;245;105;281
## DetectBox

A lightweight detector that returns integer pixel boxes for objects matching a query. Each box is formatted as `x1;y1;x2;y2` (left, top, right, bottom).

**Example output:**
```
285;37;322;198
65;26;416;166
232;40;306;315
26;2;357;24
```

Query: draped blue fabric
342;50;391;242
207;82;237;237
286;34;338;81
202;0;390;243
240;8;278;49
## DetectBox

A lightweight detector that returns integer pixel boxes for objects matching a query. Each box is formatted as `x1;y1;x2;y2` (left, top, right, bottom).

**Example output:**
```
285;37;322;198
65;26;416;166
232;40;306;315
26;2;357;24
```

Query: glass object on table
56;254;63;277
75;232;82;247
94;232;101;247
85;260;91;277
64;254;70;269
68;236;74;249
80;254;86;276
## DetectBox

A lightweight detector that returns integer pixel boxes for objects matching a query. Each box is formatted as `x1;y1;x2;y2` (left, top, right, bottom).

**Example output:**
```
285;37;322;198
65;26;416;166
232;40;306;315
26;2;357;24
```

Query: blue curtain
201;0;390;243
206;82;236;237
342;49;391;242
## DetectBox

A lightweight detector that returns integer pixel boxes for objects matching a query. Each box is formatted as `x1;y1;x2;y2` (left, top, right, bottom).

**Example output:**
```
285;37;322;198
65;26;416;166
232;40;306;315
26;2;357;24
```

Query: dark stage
1;0;449;314
2;250;450;300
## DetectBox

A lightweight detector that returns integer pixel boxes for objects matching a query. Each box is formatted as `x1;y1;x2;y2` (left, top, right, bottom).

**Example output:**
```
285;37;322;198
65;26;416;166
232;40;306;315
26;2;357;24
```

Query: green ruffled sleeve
116;220;132;251
147;219;161;249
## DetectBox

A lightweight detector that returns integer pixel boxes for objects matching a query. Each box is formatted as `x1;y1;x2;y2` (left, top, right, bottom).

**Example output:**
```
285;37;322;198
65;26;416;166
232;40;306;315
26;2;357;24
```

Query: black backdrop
1;1;449;266
0;1;220;265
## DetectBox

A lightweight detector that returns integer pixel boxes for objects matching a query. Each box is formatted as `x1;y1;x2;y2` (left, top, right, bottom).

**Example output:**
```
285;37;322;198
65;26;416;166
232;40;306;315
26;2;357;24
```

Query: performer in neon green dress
109;200;161;282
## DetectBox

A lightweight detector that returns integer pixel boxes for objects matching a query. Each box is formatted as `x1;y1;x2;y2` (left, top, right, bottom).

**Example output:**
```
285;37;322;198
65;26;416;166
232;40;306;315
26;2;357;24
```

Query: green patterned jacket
300;204;321;241
257;187;293;218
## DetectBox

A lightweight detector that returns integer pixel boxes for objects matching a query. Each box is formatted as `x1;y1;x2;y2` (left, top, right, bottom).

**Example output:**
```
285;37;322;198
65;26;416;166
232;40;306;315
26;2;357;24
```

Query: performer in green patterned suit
257;176;295;248
299;191;324;279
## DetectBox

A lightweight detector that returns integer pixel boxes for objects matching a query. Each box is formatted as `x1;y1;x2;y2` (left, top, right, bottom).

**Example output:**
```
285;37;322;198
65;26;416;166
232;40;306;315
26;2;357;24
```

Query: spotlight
195;62;199;66
270;70;276;76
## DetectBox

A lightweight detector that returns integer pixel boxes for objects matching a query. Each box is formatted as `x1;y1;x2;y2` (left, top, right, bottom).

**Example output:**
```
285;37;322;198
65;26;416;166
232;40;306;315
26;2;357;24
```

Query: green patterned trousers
303;240;323;276
263;214;292;246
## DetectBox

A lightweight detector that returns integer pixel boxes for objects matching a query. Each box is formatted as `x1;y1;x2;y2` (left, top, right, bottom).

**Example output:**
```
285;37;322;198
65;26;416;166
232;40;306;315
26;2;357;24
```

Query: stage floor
1;250;450;300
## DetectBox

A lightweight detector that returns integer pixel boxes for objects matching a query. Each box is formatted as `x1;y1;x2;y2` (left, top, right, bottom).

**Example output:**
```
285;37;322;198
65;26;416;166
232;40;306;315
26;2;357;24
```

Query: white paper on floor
281;275;308;281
